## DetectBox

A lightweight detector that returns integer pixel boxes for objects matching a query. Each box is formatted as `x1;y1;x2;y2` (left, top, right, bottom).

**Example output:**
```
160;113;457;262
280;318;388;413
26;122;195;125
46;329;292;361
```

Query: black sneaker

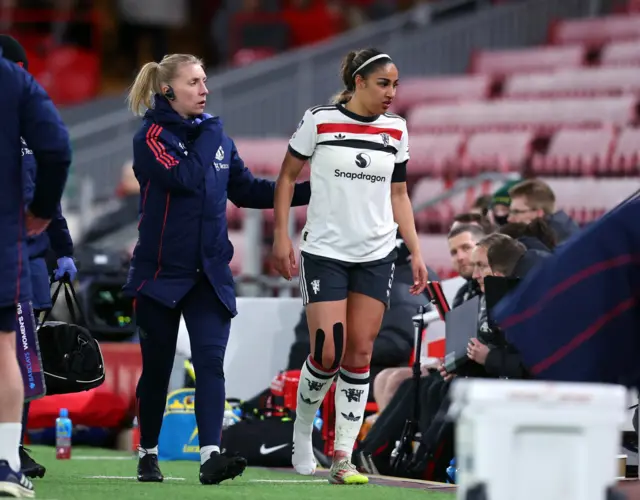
199;452;247;485
19;447;45;479
137;454;163;482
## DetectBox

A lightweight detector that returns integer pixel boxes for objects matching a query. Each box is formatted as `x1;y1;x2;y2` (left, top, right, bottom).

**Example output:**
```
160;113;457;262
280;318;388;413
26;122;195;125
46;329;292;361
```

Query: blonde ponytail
127;54;205;116
127;62;161;116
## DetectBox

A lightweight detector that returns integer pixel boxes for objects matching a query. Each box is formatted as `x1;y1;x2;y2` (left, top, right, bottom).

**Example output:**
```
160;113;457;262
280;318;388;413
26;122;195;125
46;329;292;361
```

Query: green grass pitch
26;445;455;500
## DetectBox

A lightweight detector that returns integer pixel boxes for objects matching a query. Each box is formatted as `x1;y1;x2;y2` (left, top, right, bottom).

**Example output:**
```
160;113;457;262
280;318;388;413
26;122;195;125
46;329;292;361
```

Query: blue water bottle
313;409;323;432
55;408;72;460
446;457;457;484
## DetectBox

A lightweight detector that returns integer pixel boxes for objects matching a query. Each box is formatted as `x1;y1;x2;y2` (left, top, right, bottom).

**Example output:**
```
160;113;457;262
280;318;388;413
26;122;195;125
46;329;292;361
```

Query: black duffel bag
38;279;105;395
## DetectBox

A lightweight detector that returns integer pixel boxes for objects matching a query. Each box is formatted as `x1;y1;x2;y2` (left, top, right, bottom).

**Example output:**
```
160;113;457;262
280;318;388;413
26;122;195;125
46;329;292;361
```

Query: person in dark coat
0;35;71;497
123;53;311;485
1;34;78;480
494;195;640;388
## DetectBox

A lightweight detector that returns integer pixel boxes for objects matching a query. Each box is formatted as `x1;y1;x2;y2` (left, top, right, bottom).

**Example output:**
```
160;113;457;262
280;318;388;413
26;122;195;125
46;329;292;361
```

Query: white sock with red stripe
334;365;370;459
293;356;337;475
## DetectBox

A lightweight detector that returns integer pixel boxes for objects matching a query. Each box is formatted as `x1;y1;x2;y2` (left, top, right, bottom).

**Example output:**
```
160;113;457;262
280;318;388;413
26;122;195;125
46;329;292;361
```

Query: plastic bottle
55;408;72;460
131;417;140;455
313;409;323;432
446;457;457;484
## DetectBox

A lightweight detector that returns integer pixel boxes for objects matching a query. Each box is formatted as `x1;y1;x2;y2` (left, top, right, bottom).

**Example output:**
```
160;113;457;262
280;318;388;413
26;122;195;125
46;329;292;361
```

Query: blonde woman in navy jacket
124;53;310;486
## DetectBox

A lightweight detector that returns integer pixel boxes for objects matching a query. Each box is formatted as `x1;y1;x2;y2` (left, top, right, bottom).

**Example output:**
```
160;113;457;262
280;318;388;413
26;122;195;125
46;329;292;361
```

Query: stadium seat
226;200;243;229
503;66;640;99
470;45;586;76
391;75;493;113
531;128;615;176
418;234;455;279
407;133;466;177
406;96;637;133
600;40;640;66
550;14;640;46
459;131;534;176
261;206;307;232
610;127;640;176
542;178;638;224
228;230;245;275
411;178;452;232
233;138;289;177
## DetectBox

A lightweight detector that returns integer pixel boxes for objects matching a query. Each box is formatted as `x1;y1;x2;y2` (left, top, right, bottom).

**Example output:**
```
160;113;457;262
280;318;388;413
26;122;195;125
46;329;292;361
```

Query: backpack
38;280;105;395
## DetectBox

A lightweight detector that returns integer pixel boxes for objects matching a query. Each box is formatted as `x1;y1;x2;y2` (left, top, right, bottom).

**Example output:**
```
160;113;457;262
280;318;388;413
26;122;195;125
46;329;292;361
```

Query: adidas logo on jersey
334;133;346;140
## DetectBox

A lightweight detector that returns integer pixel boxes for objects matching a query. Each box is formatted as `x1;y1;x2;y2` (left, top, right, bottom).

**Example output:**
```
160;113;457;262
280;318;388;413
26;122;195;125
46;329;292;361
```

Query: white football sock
138;445;158;459
334;365;370;459
200;445;220;465
292;356;337;475
0;423;23;472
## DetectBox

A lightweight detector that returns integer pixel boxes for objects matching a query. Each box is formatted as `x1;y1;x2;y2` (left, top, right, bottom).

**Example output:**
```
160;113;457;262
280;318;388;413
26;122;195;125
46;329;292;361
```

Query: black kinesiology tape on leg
313;328;325;366
331;322;344;370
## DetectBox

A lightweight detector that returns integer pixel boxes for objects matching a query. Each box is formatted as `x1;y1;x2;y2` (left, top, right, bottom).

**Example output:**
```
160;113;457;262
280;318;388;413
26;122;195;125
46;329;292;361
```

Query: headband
352;53;391;77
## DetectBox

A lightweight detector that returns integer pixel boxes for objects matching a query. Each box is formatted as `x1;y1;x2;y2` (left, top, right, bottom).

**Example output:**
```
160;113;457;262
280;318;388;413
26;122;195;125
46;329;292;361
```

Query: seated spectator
470;194;493;217
489;179;522;227
282;0;345;48
372;224;485;412
451;212;496;235
508;178;580;243
498;218;556;252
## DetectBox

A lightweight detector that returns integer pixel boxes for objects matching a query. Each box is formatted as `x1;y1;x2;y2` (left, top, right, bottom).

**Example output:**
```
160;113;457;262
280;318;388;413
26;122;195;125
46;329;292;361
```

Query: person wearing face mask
272;48;429;484
123;53;311;486
490;179;521;227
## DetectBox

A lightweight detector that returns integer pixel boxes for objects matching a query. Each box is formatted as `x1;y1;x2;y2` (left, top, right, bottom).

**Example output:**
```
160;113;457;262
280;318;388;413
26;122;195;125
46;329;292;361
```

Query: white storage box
449;379;627;500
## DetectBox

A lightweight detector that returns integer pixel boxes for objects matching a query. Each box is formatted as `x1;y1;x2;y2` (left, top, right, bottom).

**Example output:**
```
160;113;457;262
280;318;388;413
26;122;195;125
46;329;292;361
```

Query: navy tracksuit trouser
135;277;231;450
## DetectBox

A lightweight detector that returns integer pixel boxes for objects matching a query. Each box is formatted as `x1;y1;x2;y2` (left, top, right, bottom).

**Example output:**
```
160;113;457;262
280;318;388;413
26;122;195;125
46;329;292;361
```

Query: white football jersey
289;104;410;263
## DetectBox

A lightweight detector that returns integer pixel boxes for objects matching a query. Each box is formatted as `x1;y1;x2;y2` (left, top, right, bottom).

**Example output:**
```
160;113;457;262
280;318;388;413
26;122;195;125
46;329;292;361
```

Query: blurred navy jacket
124;96;310;316
0;49;71;307
494;197;640;388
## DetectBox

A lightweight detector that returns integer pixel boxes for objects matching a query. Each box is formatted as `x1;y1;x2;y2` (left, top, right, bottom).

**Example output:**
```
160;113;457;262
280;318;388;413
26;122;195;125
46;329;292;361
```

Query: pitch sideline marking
249;479;327;483
74;456;134;461
85;475;185;481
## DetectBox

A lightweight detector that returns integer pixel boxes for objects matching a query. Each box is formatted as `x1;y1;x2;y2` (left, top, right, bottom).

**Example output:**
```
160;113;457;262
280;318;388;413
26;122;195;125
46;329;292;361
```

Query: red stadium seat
503;67;640;99
391;75;493;113
228;230;245;275
411;178;452;232
610;127;640;175
406;96;636;133
470;45;586;76
262;206;307;232
551;14;640;46
226;200;243;229
233;138;289;177
531;128;615;176
600;40;640;66
459;131;534;175
542;178;637;223
418;234;455;279
408;133;466;177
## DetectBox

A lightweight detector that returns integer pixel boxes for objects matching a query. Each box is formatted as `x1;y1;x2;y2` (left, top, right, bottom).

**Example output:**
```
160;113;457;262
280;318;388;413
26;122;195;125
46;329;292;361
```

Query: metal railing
66;0;603;208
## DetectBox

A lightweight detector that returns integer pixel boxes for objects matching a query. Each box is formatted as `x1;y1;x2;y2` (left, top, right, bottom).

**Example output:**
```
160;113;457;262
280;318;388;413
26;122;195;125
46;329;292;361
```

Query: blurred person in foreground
123;53;311;485
272;48;428;483
494;194;640;388
0;34;78;481
0;35;71;497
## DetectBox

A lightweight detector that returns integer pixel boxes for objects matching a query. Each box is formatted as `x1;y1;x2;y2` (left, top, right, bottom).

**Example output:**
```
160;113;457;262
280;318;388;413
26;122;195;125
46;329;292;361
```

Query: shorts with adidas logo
299;249;397;308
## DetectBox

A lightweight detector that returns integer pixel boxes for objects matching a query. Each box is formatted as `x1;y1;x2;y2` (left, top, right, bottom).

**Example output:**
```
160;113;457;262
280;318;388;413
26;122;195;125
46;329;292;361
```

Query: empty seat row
533;127;640;176
406;96;637;133
551;14;640;47
503;66;640;98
